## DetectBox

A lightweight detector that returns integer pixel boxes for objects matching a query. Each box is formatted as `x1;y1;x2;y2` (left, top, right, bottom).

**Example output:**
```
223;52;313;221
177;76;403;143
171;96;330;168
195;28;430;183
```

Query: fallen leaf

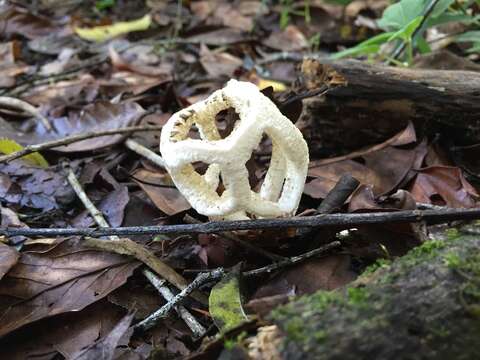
23;74;98;106
132;168;191;216
0;243;19;280
256;78;287;92
252;255;356;298
0;161;74;211
349;186;417;211
184;28;249;46
199;44;243;78
0;41;29;87
109;45;174;77
74;14;152;42
73;186;130;228
209;268;248;332
0;5;64;40
0;300;129;359
108;285;163;320
27;101;145;153
263;25;308;51
71;312;135;360
408;166;479;208
0;138;49;167
0;238;139;337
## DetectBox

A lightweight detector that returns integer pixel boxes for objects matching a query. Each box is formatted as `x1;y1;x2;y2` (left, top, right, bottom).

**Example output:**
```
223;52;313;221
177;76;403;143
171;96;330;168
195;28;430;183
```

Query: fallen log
251;226;480;360
297;59;480;156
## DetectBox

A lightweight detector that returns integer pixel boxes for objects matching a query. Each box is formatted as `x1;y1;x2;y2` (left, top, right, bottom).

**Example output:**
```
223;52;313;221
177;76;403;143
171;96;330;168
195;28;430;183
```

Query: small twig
142;269;206;338
0;125;163;164
67;168;111;229
298;174;360;238
0;96;52;131
4;208;480;239
134;268;225;332
317;174;360;214
389;0;442;61
125;138;166;168
243;241;341;277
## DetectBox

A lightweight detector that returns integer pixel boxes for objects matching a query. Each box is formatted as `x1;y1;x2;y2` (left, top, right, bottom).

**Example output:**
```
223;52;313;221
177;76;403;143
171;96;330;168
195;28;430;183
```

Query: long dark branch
2;208;480;239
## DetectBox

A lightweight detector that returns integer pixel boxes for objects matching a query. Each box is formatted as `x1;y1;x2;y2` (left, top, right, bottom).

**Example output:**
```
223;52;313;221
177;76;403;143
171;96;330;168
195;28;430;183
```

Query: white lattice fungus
160;79;309;220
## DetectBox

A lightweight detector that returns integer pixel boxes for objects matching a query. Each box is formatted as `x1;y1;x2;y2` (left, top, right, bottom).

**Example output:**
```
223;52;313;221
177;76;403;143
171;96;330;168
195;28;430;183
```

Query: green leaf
378;0;427;31
416;36;432;54
96;0;115;10
426;12;480;27
388;16;424;42
331;32;394;59
455;31;480;42
323;0;354;5
0;138;49;167
466;42;480;53
209;270;249;332
429;0;455;18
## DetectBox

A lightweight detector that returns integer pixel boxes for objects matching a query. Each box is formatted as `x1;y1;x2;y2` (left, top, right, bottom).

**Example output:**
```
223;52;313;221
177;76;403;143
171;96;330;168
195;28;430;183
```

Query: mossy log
297;59;480;156
268;228;480;360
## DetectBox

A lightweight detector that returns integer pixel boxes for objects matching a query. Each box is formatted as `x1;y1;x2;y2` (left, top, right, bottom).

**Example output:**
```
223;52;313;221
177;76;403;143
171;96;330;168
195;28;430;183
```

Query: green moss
347;287;369;306
362;258;391;276
224;331;247;350
448;250;480;316
443;252;461;268
313;330;327;342
446;228;460;240
399;239;446;270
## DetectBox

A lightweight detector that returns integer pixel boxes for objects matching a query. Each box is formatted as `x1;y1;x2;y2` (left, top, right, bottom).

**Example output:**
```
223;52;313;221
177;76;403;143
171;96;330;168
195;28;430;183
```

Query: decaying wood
249;226;480;360
297;59;480;156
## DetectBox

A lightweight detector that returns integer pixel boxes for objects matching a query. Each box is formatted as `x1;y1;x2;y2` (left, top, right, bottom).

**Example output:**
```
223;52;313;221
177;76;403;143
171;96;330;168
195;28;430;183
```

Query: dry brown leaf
132;168;191;216
71;312;135;360
0;162;74;211
263;25;308;51
0;5;65;40
49;101;145;152
408;166;479;208
0;41;30;88
23;74;98;106
0;238;139;337
252;255;356;298
73;186;130;228
0;243;19;280
199;44;243;78
0;300;129;359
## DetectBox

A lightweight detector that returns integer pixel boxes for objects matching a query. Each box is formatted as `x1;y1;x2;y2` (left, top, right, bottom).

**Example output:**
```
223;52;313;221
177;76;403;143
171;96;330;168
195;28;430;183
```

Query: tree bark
297;59;480;156
267;226;480;360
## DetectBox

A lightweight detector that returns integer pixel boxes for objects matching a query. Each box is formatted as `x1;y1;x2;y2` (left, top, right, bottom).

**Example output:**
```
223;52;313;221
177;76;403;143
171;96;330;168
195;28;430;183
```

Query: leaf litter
0;0;479;358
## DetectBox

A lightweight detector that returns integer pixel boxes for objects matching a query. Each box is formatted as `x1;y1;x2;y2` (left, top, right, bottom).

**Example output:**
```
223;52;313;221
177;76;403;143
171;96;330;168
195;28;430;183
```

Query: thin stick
317;174;360;214
125;138;166;168
0;125;163;164
243;241;341;277
142;269;206;338
4;208;480;238
67;169;111;228
134;268;225;332
0;96;52;131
